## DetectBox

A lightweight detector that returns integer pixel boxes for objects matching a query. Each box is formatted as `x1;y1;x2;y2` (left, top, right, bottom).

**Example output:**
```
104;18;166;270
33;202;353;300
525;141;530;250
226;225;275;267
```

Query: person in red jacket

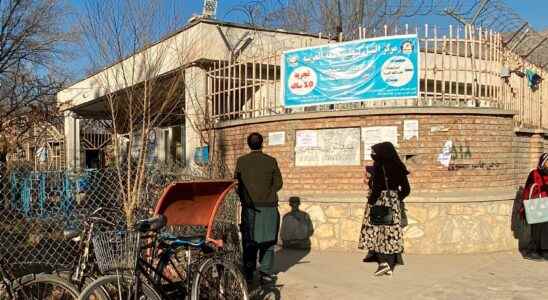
521;153;548;260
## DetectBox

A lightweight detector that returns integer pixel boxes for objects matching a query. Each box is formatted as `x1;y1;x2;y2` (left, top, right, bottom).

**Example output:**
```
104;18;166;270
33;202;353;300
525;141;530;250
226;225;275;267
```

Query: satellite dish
202;0;218;19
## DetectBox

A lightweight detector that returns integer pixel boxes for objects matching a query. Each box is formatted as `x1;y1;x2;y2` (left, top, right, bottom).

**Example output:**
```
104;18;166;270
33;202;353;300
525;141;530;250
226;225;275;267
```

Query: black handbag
369;166;396;226
370;205;395;225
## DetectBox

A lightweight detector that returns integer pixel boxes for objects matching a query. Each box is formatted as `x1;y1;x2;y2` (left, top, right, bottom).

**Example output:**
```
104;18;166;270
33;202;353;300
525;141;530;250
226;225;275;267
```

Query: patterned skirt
358;191;404;254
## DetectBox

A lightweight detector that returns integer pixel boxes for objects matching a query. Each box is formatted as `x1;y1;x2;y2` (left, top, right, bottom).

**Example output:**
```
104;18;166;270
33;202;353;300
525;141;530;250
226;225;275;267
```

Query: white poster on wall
296;130;318;148
295;128;360;166
437;140;453;167
362;126;398;159
403;119;419;140
268;131;286;146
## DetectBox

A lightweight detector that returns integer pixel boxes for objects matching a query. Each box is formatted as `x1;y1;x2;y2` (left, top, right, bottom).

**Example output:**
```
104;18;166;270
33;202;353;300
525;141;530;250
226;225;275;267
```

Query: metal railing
206;24;548;129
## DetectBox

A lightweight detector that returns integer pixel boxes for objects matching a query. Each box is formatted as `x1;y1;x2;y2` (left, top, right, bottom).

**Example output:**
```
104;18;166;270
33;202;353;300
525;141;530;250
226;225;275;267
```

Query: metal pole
357;0;365;32
336;0;343;41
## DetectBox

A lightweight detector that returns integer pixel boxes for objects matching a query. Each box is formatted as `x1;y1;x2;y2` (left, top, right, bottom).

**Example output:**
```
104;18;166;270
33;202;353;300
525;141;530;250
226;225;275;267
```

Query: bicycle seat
160;234;205;249
63;229;80;240
135;215;167;233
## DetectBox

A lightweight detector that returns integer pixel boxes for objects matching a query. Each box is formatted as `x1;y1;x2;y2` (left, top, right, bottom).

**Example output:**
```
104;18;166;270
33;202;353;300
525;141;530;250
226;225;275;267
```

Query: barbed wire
224;0;547;68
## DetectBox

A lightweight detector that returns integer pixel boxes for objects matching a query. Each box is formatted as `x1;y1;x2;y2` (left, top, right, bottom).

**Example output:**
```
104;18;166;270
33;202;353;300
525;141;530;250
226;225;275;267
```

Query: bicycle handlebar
134;215;166;233
87;216;116;227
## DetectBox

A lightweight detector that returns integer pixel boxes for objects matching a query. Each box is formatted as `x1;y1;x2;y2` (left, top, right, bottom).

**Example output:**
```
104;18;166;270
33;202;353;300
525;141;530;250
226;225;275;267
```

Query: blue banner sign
281;34;419;108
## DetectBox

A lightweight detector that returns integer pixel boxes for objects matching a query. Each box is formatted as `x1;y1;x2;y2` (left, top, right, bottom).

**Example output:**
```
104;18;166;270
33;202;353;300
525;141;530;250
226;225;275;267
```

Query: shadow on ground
510;186;532;257
274;248;311;273
248;248;311;299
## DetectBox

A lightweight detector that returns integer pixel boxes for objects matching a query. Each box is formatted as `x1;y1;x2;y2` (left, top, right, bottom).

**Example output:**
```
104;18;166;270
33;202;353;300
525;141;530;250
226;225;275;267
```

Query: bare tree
226;0;442;39
79;0;204;225
0;0;73;163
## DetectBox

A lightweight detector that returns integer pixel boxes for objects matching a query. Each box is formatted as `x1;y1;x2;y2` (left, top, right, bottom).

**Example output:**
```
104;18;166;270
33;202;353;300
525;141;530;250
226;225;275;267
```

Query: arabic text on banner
282;35;419;108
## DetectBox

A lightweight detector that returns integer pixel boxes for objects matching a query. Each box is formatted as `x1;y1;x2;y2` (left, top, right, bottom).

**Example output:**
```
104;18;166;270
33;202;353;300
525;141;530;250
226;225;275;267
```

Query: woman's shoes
362;252;376;263
525;251;543;261
374;263;392;276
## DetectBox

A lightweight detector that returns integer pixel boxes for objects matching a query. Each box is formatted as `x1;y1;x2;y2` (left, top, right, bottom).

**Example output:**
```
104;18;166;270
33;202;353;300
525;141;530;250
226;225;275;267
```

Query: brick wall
514;132;538;187
211;109;548;253
214;110;516;195
514;131;548;188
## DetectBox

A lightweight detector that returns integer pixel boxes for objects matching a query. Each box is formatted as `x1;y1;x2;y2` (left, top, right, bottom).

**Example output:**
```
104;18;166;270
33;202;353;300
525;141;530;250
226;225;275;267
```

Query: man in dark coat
235;132;283;284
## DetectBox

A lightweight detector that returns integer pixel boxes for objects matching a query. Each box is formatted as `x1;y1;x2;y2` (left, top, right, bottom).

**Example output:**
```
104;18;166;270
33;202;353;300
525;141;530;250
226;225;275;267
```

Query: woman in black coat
358;142;410;276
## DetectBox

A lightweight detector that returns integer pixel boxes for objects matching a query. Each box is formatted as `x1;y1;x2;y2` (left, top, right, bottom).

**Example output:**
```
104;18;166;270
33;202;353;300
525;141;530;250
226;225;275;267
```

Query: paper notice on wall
295;128;360;166
437;140;453;167
362;126;398;159
403;120;419;140
268;131;286;146
296;130;318;148
430;125;449;133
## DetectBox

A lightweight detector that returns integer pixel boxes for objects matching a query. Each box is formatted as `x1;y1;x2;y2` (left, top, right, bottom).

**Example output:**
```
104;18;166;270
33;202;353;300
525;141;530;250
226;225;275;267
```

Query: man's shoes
542;252;548;260
374;263;391;276
259;272;277;286
525;252;543;261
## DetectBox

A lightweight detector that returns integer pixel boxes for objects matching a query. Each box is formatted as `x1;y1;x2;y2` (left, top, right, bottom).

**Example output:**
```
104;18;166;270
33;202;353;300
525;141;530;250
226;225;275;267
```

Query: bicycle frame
68;207;118;290
70;219;96;288
129;234;212;299
0;264;14;299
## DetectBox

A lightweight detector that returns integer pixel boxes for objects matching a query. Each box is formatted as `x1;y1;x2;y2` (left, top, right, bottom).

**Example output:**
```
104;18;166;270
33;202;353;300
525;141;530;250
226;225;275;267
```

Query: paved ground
250;250;548;300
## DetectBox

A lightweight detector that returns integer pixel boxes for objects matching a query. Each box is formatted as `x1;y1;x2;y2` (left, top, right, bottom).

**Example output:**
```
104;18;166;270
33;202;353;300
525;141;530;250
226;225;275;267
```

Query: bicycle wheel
191;258;249;300
54;271;109;300
11;273;79;299
78;275;161;300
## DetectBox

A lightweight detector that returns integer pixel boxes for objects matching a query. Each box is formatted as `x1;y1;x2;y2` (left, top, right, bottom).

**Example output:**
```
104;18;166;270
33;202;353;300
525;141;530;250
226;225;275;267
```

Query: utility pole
202;0;218;19
357;0;365;27
336;0;343;41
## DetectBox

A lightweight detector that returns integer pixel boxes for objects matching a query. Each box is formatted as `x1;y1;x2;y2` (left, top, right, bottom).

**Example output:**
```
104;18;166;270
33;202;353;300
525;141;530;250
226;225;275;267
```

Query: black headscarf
368;142;410;204
371;142;409;177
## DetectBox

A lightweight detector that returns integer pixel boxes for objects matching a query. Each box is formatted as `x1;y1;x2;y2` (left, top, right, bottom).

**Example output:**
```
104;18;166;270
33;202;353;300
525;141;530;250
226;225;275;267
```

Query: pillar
184;66;207;166
64;111;81;171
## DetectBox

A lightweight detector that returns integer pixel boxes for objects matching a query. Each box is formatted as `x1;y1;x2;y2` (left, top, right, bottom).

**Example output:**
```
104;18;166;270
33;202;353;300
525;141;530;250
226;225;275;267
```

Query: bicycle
0;256;79;299
79;215;248;300
61;207;120;291
78;180;249;300
15;207;121;300
0;207;118;300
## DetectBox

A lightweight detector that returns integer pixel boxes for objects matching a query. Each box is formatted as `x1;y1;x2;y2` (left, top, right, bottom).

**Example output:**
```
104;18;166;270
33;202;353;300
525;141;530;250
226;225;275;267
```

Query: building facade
58;19;548;254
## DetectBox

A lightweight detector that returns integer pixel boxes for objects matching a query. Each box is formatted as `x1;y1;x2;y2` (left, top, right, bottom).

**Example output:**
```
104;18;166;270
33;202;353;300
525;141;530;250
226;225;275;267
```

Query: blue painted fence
9;170;93;218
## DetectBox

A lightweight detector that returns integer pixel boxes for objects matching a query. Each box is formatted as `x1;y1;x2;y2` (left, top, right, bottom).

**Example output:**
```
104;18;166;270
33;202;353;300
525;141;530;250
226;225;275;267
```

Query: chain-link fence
0;161;241;275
